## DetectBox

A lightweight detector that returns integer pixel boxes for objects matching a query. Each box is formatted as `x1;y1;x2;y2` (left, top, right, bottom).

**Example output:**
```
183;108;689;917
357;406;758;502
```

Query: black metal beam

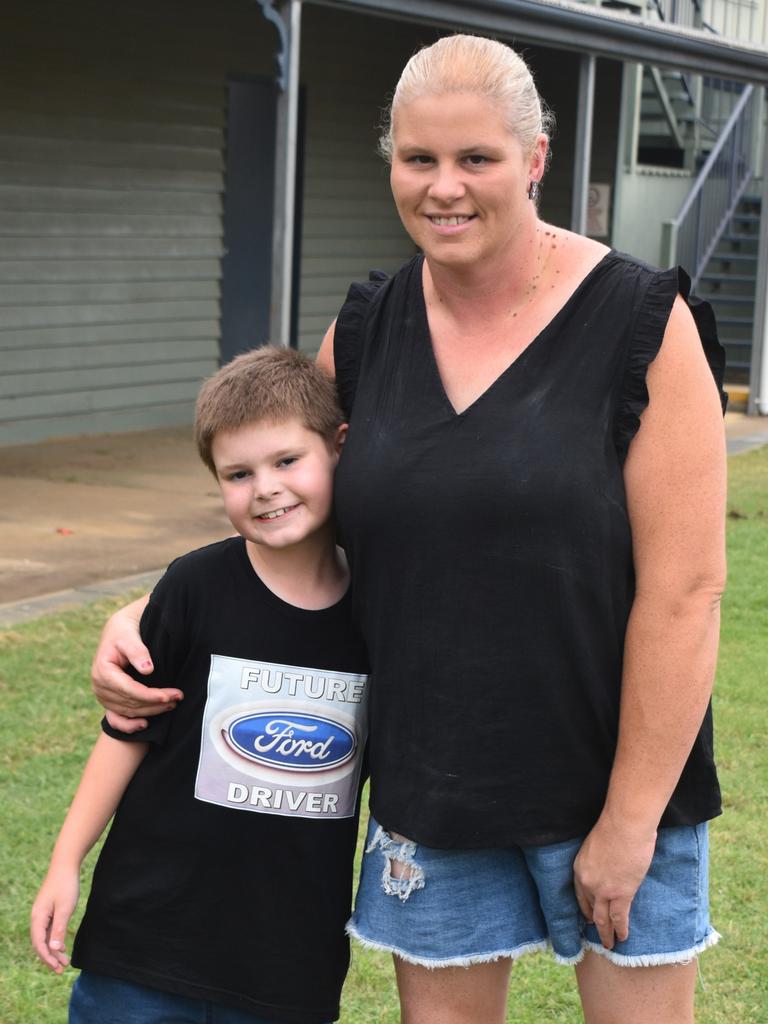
313;0;768;82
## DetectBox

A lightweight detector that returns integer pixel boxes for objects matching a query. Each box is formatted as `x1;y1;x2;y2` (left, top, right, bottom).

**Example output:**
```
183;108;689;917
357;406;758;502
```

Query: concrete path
1;416;766;627
0;426;231;618
723;410;768;455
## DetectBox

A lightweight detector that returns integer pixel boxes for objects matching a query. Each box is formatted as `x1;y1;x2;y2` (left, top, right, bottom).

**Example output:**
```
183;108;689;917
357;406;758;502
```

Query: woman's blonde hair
379;34;554;163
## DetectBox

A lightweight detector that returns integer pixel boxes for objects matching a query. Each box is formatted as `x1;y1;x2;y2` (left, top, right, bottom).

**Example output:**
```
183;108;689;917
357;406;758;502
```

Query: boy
31;348;368;1024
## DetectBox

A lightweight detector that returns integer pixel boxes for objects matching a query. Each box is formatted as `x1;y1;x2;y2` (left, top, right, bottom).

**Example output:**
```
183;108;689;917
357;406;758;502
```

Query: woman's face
389;92;546;271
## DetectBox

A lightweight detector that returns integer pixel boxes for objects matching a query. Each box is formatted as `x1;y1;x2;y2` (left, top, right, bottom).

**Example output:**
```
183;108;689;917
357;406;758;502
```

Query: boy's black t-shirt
71;537;369;1024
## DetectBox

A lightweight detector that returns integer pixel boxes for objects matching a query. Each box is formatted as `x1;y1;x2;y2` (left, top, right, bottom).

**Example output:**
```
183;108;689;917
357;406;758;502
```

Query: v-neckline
418;250;616;418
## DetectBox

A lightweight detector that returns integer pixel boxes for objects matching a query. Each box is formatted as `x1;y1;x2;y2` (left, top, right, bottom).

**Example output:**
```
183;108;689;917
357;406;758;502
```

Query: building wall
296;6;426;354
701;0;765;44
0;1;431;443
0;0;277;445
0;1;591;445
612;168;693;265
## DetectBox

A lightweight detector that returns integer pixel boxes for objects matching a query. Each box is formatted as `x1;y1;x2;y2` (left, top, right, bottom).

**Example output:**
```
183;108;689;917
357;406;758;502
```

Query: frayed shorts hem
572;928;721;968
346;922;548;970
348;921;720;971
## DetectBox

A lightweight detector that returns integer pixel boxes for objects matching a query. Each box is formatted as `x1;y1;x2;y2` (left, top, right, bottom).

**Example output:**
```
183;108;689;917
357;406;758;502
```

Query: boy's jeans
70;971;333;1024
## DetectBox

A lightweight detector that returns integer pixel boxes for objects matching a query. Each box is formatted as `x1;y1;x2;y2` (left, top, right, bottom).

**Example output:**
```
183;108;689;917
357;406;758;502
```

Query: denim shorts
347;817;719;969
69;971;331;1024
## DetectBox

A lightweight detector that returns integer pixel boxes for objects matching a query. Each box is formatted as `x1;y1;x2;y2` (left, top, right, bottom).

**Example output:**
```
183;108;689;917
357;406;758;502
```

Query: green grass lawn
2;448;766;1023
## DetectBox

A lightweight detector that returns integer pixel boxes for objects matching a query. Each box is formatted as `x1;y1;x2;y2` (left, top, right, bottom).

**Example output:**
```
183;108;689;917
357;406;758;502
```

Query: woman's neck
424;217;551;322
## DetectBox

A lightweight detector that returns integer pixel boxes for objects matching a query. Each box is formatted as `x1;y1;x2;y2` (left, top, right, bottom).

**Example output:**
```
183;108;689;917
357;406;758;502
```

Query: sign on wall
587;183;611;238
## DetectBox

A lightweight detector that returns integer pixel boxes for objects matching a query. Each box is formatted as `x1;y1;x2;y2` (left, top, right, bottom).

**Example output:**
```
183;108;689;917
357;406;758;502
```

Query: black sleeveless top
333;251;725;848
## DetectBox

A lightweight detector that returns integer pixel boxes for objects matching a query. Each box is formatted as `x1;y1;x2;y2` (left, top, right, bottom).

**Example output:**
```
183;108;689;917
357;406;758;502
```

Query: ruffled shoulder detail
614;266;727;464
333;270;390;419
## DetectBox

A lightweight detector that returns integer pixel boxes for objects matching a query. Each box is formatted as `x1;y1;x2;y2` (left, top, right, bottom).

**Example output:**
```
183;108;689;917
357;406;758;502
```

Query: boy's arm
30;733;148;973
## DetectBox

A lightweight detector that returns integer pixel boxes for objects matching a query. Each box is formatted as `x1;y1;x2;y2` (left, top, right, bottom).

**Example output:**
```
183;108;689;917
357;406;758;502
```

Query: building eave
312;0;768;82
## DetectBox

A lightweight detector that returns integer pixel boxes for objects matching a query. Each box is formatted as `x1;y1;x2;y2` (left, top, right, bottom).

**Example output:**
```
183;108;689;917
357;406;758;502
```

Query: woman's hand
91;595;182;731
573;811;657;949
30;868;79;973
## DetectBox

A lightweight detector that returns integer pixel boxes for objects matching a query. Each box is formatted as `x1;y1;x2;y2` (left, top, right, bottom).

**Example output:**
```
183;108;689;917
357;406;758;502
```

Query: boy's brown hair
195;346;344;475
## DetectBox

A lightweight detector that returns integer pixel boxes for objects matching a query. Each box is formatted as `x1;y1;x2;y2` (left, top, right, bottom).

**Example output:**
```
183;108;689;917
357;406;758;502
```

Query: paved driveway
0;414;766;621
0;426;231;609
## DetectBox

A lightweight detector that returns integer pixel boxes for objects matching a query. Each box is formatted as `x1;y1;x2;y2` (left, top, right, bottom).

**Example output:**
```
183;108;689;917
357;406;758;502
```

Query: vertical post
748;92;768;416
692;192;703;286
571;53;596;235
270;0;302;347
728;123;738;207
660;218;678;269
612;61;644;249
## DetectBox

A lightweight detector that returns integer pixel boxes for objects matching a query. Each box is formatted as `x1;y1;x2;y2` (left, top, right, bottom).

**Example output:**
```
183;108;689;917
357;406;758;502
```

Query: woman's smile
390;92;545;269
425;213;477;234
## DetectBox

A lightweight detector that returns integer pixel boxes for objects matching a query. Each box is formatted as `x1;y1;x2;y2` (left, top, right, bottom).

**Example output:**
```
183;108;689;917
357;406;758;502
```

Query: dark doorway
219;76;305;363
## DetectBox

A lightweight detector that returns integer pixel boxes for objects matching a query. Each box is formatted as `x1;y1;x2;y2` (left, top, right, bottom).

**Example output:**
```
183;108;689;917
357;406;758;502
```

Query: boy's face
211;417;345;554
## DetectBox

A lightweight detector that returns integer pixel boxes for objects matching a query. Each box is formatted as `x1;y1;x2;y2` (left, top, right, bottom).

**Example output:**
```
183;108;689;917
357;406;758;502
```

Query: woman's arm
573;296;727;949
90;594;182;731
316;320;337;377
30;733;148;972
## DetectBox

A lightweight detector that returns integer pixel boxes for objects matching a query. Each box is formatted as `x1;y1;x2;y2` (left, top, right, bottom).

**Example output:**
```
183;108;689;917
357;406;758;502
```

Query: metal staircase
637;71;744;169
638;66;696;167
633;0;752;169
661;83;759;391
696;194;761;385
602;0;764;395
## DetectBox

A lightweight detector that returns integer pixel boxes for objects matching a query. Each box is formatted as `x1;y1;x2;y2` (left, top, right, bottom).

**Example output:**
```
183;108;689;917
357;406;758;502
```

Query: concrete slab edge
728;436;768;455
0;569;163;629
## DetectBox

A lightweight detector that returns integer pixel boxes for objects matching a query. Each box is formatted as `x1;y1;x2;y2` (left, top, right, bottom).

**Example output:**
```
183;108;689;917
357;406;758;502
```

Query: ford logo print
224;713;356;772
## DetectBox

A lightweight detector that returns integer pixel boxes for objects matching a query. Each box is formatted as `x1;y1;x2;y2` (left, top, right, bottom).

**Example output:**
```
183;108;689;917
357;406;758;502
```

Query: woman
93;35;726;1024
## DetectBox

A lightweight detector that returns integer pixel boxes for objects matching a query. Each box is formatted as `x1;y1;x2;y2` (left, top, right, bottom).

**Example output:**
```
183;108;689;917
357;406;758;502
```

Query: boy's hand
30;870;79;973
91;597;183;730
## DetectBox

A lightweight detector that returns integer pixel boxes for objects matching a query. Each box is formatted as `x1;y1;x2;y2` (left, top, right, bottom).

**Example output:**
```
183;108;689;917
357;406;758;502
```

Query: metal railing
641;1;748;148
661;83;755;287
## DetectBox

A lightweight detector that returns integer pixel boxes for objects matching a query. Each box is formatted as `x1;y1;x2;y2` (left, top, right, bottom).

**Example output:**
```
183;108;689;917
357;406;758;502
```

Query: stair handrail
643;1;740;137
674;83;753;223
663;82;755;287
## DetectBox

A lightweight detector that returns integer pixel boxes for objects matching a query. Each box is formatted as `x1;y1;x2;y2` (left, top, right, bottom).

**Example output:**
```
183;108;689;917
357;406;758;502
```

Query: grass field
1;447;766;1023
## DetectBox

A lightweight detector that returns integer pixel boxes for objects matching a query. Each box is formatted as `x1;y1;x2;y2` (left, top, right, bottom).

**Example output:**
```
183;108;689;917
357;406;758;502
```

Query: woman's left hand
573;812;657;949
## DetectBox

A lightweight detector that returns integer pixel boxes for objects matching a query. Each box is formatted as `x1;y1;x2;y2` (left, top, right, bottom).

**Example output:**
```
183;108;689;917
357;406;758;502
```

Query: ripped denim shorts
347;816;719;969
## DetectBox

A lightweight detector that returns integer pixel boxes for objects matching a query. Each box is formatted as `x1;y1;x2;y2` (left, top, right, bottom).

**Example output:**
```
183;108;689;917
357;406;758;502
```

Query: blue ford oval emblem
224;712;356;772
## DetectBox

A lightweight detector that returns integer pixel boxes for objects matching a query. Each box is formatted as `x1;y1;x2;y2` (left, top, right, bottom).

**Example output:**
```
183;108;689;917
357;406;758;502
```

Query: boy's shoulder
141;537;250;653
166;535;242;572
153;536;244;600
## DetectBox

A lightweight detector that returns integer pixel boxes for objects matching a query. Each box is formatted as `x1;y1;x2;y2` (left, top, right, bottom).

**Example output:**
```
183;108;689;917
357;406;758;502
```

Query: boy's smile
211;418;345;556
256;504;299;521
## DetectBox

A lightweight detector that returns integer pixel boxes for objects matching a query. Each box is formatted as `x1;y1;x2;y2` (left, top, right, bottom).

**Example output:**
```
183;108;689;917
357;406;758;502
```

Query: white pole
270;0;302;347
571;54;596;235
749;89;768;415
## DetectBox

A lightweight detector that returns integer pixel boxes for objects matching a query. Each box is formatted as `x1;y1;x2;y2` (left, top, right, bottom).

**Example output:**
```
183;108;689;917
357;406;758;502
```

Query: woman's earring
527;180;540;202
